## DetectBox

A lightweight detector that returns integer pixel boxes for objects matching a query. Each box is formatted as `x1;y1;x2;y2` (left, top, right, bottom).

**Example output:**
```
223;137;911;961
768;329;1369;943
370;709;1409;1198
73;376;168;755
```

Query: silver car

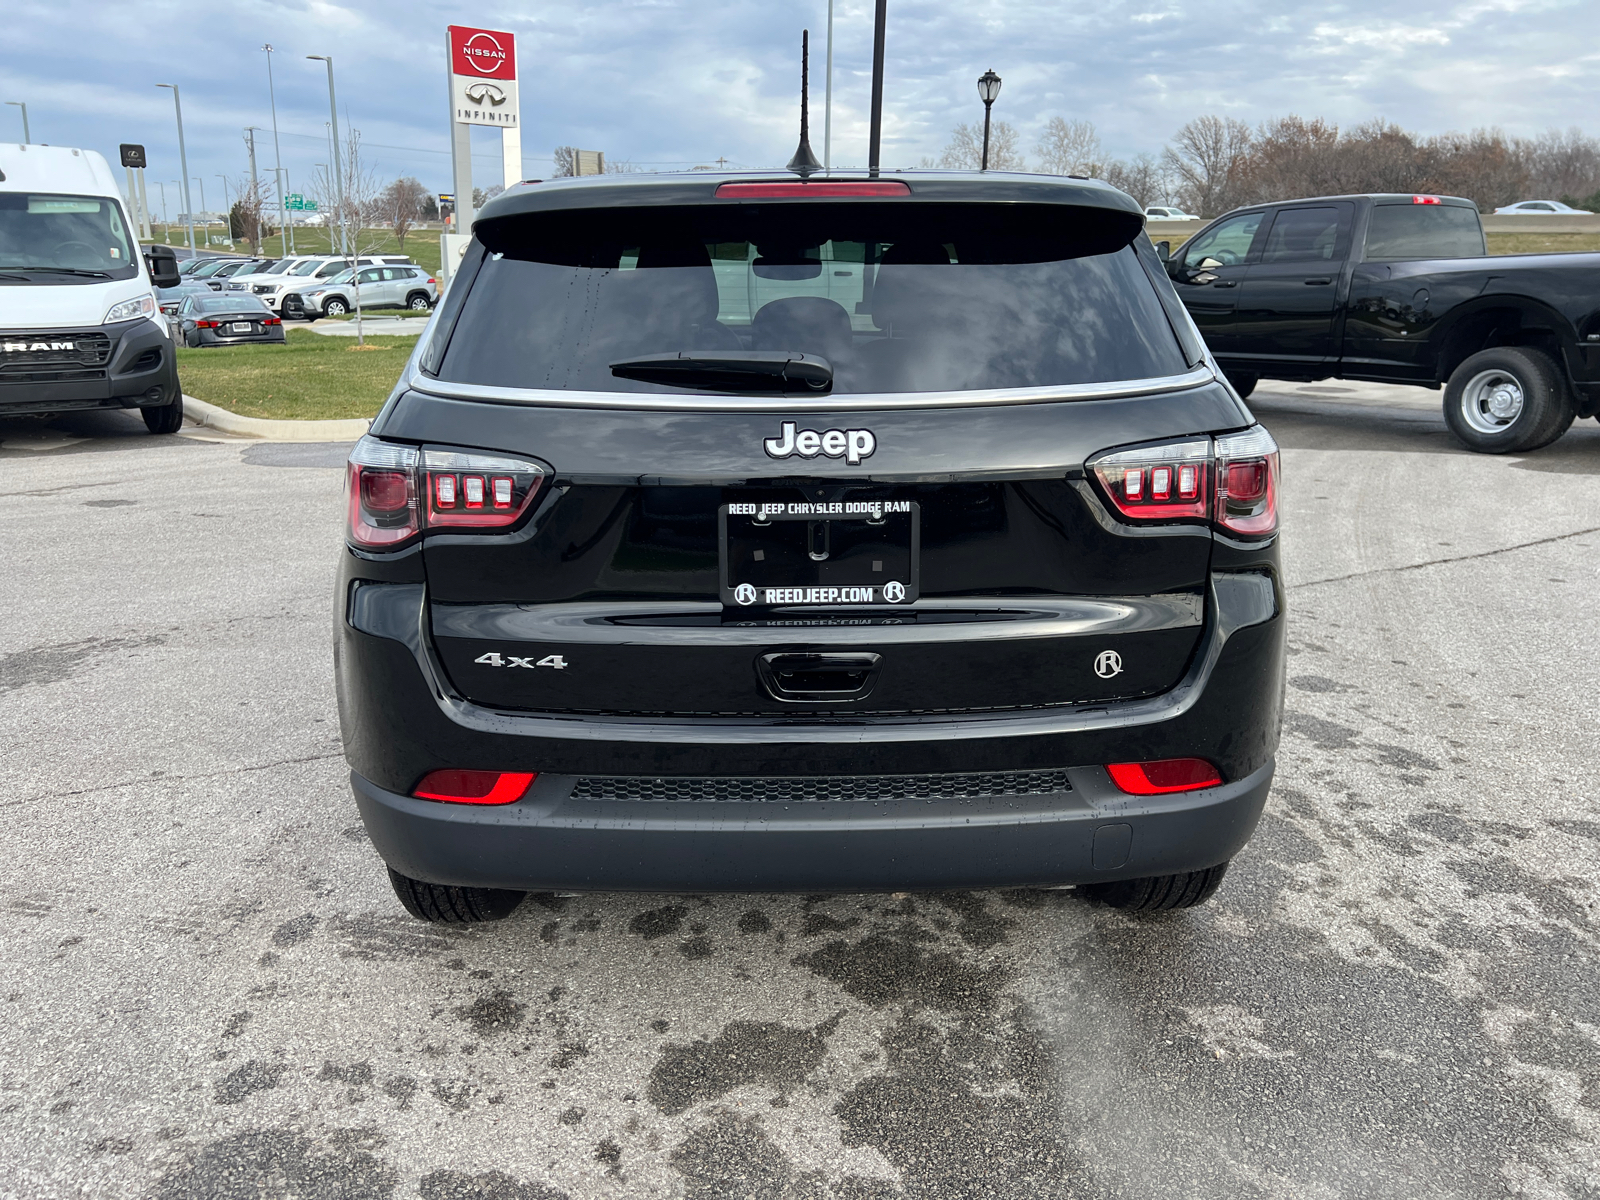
286;264;438;319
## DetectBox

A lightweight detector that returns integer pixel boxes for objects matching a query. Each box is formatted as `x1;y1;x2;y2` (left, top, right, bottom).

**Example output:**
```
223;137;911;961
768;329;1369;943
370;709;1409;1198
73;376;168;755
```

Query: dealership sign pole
443;24;520;287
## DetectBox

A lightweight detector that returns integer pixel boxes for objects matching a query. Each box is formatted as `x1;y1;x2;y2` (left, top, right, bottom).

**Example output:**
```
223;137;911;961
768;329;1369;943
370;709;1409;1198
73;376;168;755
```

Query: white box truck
0;143;184;433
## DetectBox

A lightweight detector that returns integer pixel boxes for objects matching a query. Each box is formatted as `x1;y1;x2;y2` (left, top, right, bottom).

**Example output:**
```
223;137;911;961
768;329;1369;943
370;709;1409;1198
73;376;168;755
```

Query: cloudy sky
3;0;1596;210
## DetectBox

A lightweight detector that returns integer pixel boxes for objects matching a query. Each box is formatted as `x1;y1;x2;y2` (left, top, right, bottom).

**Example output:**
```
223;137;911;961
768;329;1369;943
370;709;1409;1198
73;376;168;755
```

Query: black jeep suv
335;172;1286;922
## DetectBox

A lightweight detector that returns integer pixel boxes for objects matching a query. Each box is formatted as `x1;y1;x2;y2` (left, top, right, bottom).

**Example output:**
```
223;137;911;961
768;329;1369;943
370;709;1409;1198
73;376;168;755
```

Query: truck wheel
1443;347;1575;454
1224;371;1258;399
141;397;184;435
1080;863;1229;911
386;866;525;923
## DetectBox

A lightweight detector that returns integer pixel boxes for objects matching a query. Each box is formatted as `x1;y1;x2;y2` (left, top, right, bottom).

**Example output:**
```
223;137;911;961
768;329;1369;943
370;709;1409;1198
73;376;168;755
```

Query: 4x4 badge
763;421;876;466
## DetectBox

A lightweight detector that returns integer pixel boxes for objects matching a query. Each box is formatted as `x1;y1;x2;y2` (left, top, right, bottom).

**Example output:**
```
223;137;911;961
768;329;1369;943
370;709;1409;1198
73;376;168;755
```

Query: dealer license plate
231;321;254;334
719;500;919;608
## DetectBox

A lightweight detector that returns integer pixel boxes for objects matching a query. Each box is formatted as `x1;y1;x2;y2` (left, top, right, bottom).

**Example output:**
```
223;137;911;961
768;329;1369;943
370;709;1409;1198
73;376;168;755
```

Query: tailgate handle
758;652;882;703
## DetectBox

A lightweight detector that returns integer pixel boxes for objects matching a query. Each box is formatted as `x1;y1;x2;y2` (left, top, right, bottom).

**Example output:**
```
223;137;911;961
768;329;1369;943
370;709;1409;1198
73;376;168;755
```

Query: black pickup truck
1159;194;1600;452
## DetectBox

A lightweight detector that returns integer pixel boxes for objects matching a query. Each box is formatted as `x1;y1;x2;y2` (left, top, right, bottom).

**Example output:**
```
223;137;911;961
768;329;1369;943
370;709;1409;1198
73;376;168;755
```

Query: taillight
345;436;547;548
1087;426;1278;538
1088;437;1210;521
195;320;218;329
1214;427;1279;537
263;317;281;326
347;438;419;548
1107;758;1222;795
1412;194;1442;204
413;769;536;805
423;448;544;529
714;180;912;199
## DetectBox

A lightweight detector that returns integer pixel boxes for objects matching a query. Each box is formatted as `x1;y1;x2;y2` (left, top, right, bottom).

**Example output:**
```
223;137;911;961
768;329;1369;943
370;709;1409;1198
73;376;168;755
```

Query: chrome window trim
403;365;1218;413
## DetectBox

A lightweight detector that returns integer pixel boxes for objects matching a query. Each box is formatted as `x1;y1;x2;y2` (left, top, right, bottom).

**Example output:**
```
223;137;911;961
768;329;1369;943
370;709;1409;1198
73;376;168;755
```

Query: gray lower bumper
351;758;1274;893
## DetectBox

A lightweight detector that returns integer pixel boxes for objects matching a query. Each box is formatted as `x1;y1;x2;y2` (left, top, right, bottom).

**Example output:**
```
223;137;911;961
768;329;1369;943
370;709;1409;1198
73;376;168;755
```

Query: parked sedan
175;293;285;347
1492;200;1593;215
286;264;437;318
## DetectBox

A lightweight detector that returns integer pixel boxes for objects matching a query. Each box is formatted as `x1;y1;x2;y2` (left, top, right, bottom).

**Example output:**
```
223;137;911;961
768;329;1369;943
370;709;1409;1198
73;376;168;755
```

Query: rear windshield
1364;205;1485;260
438;202;1188;394
197;295;268;312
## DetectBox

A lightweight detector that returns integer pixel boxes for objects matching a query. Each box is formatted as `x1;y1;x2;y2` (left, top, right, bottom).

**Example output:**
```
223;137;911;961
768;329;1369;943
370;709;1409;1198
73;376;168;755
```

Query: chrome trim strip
404;367;1218;413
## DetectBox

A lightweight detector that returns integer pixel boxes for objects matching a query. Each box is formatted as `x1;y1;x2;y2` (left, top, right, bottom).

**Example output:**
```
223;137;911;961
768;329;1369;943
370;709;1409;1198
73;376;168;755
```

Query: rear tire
1224;371;1258;399
406;292;431;311
1443;346;1575;454
1080;863;1229;911
141;397;184;435
386;866;526;923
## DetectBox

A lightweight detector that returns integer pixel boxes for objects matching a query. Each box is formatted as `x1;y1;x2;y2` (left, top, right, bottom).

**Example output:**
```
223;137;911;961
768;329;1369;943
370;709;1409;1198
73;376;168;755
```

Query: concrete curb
182;394;371;443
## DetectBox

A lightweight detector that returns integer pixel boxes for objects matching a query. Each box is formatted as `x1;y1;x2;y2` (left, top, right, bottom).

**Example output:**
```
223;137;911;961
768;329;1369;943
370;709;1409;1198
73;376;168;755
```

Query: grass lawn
1485;232;1600;255
175;329;419;421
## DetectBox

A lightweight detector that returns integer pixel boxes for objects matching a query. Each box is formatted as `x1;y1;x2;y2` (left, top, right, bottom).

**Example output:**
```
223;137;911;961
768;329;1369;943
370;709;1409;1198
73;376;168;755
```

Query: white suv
251;255;415;313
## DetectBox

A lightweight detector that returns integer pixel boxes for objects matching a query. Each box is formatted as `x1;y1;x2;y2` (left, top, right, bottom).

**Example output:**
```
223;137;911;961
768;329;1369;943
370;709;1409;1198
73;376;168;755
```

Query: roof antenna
786;29;822;178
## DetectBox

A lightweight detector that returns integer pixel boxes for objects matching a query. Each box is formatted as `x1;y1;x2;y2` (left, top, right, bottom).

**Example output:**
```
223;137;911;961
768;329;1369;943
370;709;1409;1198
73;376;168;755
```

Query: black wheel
323;298;348;317
1224;371;1258;399
1080;863;1229;911
141;397;184;435
1443;346;1575;454
386;866;525;923
406;292;431;311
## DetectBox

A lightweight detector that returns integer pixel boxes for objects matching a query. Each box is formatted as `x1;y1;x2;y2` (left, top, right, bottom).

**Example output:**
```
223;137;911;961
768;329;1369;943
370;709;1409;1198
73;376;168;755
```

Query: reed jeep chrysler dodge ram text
334;172;1286;923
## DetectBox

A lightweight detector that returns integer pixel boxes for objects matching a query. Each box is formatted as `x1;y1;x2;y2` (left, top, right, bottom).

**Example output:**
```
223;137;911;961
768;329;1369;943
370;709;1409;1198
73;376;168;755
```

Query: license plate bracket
719;500;920;608
230;321;253;334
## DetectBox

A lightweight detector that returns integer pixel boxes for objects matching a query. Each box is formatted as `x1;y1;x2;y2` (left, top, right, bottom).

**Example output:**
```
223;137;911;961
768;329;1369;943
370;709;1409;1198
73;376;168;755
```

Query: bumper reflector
412;770;537;805
1106;758;1222;795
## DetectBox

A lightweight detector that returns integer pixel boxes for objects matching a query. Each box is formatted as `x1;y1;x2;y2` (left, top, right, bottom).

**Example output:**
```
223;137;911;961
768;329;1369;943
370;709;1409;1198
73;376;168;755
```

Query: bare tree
940;121;1026;171
1163;116;1254;216
227;174;267;253
1102;154;1167;208
1035;118;1103;176
379;177;427;247
552;147;578;178
1512;127;1600;202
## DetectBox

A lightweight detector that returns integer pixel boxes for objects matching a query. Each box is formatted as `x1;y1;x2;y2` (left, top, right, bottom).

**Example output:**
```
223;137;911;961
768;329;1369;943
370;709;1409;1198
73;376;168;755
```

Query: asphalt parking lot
2;383;1598;1199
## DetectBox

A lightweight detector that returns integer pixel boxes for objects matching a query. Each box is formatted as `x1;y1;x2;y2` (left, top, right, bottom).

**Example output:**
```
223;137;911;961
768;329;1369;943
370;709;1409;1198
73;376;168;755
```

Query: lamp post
314;163;328;250
216;174;231;245
156;84;195;251
4;101;27;143
156;181;168;230
977;70;1002;171
262;45;290;256
193;176;207;244
307;56;348;257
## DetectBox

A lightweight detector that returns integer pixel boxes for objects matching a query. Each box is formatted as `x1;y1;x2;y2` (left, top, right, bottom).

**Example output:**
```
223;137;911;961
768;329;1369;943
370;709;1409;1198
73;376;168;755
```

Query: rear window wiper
610;351;832;394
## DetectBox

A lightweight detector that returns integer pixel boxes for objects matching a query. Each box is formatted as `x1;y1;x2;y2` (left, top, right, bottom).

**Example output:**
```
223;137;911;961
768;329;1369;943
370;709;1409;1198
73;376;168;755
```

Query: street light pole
307;56;348;257
216;174;231;245
4;101;27;143
824;0;834;172
977;69;1002;171
262;45;290;257
194;176;207;245
156;84;195;252
156;181;168;227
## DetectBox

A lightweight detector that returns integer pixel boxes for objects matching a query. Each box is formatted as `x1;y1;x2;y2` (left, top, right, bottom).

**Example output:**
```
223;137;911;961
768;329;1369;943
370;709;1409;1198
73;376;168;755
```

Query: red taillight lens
263;317;281;325
1089;438;1211;522
347;439;420;548
346;438;547;548
424;449;545;530
1214;427;1279;537
413;770;536;805
714;180;912;199
195;320;218;329
1088;427;1278;538
1106;758;1222;795
1412;194;1441;204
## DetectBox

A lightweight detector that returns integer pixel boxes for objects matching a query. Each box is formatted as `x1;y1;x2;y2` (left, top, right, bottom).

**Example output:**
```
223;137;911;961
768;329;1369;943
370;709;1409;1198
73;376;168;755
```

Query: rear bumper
0;319;178;415
353;758;1273;893
337;569;1285;891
